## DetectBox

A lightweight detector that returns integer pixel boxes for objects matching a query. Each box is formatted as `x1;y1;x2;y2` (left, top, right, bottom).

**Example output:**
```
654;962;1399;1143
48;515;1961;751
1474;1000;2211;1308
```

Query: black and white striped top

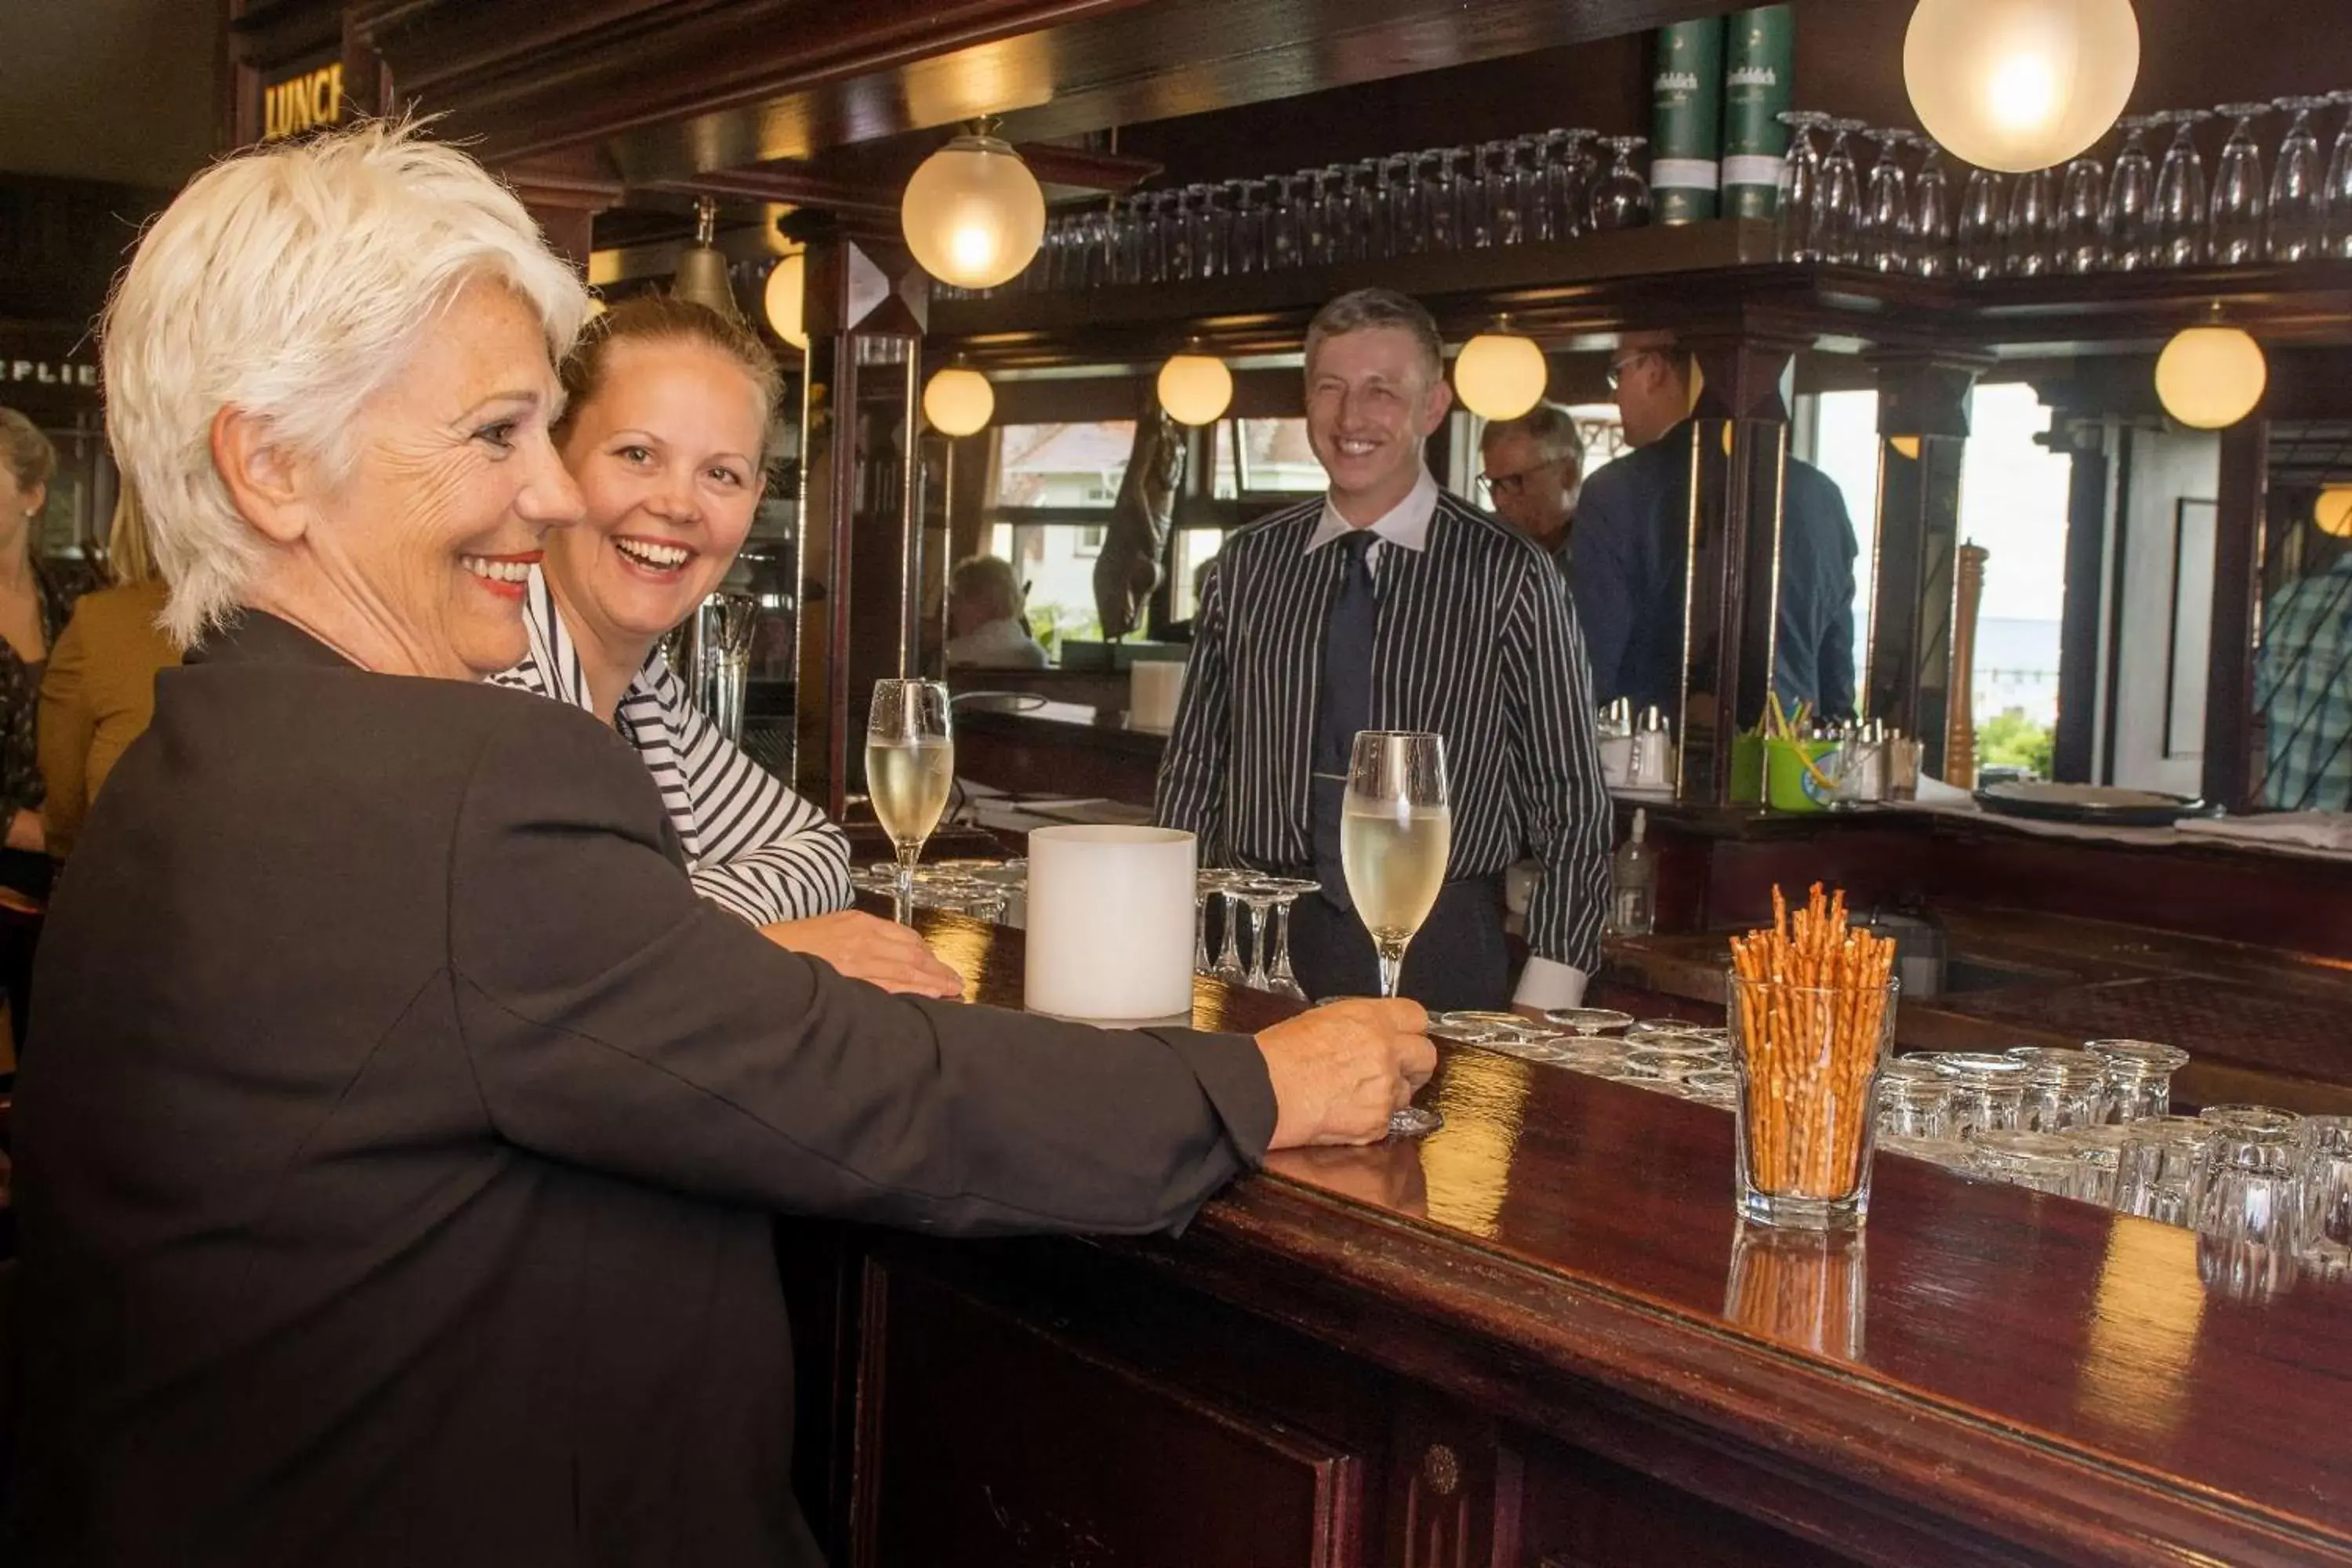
1155;476;1613;975
491;567;852;927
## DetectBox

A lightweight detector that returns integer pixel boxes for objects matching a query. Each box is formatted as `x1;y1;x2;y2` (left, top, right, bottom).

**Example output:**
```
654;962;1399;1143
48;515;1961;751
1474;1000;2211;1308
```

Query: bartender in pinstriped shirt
1156;289;1612;1011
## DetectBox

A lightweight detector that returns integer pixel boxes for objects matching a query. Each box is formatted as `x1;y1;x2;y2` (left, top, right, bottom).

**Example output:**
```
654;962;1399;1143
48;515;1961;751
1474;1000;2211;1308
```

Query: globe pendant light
922;365;996;437
2154;317;2267;430
673;197;743;321
901;122;1047;291
1158;347;1233;426
763;252;807;350
1454;328;1549;421
2314;486;2352;539
1903;0;2140;174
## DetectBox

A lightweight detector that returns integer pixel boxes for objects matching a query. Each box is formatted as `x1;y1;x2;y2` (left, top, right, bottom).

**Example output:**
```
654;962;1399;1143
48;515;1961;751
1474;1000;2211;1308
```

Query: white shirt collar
1305;466;1441;555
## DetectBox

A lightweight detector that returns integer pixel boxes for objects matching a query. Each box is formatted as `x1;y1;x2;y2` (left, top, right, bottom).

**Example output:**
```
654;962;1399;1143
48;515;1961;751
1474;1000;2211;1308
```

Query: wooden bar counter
793;910;2352;1568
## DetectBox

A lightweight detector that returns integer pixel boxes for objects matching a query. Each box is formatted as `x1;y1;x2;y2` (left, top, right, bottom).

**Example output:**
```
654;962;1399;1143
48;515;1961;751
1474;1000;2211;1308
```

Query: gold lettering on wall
262;63;346;141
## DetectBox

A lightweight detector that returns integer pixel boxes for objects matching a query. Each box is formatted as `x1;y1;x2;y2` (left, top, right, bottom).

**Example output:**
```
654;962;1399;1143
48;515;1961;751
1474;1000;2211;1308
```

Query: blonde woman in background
0;408;87;1051
41;483;181;861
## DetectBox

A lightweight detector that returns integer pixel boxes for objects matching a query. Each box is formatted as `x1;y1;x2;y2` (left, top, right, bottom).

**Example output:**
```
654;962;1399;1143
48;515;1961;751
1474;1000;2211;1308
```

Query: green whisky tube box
1722;5;1796;220
1650;16;1726;223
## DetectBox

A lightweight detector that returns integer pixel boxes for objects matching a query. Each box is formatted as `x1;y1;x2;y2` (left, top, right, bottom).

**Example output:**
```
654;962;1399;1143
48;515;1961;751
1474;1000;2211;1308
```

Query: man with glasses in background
1478;404;1585;575
1571;333;1858;724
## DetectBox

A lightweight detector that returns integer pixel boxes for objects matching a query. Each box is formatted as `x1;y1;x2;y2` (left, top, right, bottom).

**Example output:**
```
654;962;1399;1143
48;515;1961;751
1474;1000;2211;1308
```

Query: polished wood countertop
906;906;2352;1566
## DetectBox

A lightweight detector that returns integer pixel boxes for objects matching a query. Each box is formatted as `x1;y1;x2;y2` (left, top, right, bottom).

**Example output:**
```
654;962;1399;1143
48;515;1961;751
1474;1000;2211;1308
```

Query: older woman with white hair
13;122;1433;1566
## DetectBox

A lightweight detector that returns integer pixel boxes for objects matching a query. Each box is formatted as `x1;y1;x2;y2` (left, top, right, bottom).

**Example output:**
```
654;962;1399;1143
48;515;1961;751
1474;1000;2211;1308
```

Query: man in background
1156;289;1610;1011
1478;403;1584;573
1571;336;1858;722
945;555;1050;670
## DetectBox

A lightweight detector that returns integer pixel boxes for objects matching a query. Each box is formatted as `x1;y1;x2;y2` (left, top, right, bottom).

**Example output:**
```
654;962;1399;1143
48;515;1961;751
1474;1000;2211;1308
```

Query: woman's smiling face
545;336;767;657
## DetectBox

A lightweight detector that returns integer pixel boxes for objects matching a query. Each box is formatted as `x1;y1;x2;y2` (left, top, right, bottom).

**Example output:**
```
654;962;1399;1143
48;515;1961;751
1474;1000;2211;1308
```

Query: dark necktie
1310;531;1377;909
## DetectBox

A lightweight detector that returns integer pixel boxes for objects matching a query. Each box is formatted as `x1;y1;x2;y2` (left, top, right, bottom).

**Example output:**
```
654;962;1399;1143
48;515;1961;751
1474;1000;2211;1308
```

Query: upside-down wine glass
1236;879;1281;990
1909;141;1957;276
1957;168;2007;281
1813;119;1865;263
2210;103;2273;265
2005;164;2056;275
1258;877;1318;1000
1775;111;1830;261
2104;115;2159;270
1342;731;1451;1138
866;679;953;926
2153;110;2213;267
2053;157;2107;273
1589;136;1654;231
2327;92;2352;259
2269;96;2332;261
1859;129;1916;272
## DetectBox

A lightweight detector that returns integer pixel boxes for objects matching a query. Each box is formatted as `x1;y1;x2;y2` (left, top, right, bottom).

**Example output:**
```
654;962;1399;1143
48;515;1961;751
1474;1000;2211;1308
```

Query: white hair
102;119;591;648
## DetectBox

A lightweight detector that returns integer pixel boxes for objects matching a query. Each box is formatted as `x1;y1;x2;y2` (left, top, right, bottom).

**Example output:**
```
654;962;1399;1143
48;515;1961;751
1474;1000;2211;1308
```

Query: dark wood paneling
855;1257;1366;1568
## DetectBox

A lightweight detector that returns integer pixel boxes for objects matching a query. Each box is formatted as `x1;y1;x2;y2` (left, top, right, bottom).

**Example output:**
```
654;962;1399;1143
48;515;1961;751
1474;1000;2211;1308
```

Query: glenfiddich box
1650;17;1726;223
1722;5;1796;220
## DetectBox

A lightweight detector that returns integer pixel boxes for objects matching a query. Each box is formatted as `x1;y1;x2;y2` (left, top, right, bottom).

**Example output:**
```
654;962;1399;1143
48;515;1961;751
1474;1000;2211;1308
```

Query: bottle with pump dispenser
1610;809;1657;935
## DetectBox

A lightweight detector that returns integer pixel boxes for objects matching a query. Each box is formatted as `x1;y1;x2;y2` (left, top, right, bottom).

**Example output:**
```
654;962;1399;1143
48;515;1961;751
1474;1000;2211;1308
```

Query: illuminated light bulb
763;252;807;350
1903;0;2140;174
2154;324;2267;430
922;365;995;437
900;129;1047;290
1157;352;1233;426
1453;332;1549;421
2315;486;2352;539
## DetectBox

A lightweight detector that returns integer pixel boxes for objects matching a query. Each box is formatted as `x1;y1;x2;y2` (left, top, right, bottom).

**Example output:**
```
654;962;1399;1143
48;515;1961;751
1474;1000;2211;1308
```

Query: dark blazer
14;612;1274;1567
1570;423;1860;724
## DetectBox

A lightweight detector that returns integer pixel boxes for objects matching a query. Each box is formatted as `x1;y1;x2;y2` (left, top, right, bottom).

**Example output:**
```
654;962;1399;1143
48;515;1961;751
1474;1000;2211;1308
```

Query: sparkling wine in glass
867;679;954;925
1341;731;1450;1137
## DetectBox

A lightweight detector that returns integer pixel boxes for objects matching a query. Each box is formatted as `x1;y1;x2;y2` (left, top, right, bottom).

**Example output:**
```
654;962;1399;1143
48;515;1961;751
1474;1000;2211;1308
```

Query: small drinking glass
1727;971;1900;1231
2152;110;2212;267
1545;1007;1633;1035
1316;164;1353;264
1931;1052;2028;1138
2117;1115;2216;1226
2103;115;2159;270
2325;90;2352;259
1375;154;1412;258
1957;168;2008;281
1625;1043;1724;1091
1229;178;1268;274
2053;157;2107;273
1588;136;1654;232
1775;111;1830;261
1859;129;1916;272
2209;102;2272;265
1341;731;1452;1138
1196;183;1233;278
1428;147;1471;251
2085;1038;2189;1121
1969;1130;2088;1199
866;679;953;924
2268;95;2332;261
1909;141;1957;277
1875;1058;1954;1140
2009;1047;2108;1131
2064;1125;2131;1207
2004;165;2056;276
2196;1124;2299;1257
2296;1116;2352;1275
2199;1103;2301;1137
1813;119;1864;263
1265;174;1305;270
1470;140;1515;247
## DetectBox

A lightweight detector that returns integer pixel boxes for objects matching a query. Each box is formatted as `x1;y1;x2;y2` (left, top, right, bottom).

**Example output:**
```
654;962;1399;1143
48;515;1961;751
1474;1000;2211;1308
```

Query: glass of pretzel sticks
1726;884;1900;1231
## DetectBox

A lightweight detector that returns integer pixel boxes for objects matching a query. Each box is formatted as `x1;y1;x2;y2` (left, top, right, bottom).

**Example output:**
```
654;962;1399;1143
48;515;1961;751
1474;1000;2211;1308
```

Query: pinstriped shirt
1155;477;1613;973
491;567;852;926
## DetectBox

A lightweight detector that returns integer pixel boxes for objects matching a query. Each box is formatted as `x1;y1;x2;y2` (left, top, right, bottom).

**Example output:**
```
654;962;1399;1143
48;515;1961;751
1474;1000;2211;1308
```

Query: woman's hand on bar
1258;999;1436;1149
760;911;966;998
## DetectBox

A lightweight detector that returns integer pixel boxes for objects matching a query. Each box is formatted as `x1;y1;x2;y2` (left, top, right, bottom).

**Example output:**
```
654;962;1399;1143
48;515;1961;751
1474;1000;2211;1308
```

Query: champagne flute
1341;731;1451;1138
866;679;953;925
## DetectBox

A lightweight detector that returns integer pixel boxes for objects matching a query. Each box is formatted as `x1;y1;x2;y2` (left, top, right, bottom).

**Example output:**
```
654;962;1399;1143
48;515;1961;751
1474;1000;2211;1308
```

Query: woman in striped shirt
496;296;958;997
